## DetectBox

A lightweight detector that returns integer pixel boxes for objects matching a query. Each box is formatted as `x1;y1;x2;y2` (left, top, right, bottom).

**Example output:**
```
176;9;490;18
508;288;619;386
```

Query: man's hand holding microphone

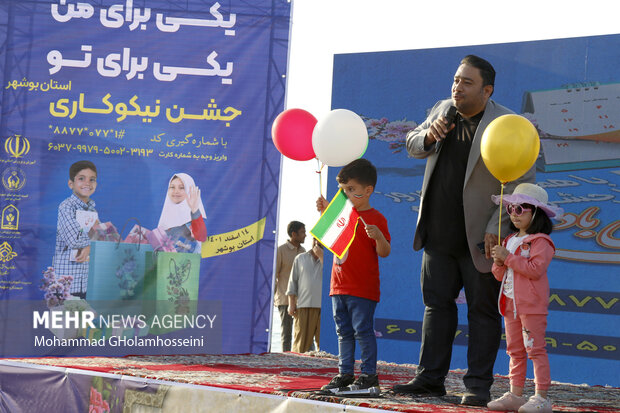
425;106;457;152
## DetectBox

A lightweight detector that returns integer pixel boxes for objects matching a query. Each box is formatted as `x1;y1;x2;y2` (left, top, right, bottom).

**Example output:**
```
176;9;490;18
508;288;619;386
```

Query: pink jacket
492;233;555;316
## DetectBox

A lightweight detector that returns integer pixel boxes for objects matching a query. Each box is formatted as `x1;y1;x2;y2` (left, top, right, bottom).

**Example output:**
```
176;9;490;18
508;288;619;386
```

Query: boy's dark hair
287;221;305;237
461;54;496;90
69;160;97;181
509;203;553;235
336;158;377;188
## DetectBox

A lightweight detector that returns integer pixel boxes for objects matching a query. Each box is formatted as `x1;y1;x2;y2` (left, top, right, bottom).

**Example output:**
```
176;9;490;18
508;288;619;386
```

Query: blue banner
328;34;620;386
0;0;290;356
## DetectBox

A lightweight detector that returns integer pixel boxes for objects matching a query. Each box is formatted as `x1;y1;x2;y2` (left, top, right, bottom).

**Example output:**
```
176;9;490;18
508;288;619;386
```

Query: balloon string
316;158;324;199
498;183;505;245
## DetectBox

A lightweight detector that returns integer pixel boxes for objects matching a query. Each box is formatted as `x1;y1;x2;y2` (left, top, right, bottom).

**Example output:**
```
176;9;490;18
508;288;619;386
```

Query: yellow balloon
481;114;540;183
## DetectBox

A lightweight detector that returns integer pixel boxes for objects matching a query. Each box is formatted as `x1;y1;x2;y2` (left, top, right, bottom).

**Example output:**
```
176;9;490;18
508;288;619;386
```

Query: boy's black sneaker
321;373;355;390
349;373;380;390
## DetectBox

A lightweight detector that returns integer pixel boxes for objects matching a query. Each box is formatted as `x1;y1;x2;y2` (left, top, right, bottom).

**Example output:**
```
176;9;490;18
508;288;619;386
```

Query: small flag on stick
311;189;361;259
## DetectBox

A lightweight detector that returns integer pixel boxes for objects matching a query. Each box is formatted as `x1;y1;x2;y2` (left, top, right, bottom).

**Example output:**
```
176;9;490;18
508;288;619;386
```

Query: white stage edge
0;360;385;413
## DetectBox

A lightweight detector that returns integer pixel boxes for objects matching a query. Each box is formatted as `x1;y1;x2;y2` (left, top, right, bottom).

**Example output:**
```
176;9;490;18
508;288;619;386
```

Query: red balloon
271;108;317;161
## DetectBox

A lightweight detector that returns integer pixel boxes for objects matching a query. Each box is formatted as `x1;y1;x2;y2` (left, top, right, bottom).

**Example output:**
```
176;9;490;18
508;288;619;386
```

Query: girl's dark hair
509;203;553;235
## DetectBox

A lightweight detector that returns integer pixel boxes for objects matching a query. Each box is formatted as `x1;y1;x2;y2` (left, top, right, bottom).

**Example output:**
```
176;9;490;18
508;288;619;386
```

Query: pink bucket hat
492;183;563;218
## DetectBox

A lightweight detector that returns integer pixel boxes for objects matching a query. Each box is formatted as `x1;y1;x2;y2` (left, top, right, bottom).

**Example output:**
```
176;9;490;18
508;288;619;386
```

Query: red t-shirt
329;208;390;302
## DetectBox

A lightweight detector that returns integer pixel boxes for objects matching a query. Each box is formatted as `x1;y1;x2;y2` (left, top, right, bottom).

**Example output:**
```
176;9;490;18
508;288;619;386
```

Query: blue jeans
332;295;377;375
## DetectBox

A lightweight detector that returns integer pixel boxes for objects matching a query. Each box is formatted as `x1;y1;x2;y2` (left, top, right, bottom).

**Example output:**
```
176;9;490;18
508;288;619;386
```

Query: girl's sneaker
487;391;527;411
518;394;552;413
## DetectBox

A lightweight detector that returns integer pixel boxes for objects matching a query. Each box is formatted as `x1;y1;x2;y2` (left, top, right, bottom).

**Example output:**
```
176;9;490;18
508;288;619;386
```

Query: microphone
435;105;457;153
328;385;381;397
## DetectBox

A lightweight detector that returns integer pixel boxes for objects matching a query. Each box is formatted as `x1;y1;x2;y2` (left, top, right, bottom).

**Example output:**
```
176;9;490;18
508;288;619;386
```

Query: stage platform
1;352;618;412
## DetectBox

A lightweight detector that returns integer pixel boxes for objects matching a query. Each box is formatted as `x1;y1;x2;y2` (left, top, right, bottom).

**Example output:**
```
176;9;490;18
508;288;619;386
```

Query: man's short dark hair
508;203;554;235
336;158;377;188
461;54;496;88
287;221;305;237
69;160;97;181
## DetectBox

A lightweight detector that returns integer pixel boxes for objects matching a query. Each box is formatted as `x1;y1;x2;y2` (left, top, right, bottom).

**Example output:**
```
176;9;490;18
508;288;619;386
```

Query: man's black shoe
460;390;491;406
392;379;446;397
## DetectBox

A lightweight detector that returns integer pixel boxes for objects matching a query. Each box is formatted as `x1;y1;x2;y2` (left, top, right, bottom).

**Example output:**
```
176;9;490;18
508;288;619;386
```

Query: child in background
316;158;391;393
488;183;563;413
53;160;98;298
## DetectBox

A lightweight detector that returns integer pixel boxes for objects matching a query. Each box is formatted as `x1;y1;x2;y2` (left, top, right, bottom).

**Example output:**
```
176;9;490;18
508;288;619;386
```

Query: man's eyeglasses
506;204;533;216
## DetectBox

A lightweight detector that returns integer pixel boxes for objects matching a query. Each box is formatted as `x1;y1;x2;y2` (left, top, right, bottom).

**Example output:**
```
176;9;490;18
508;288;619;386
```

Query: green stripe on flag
311;189;347;239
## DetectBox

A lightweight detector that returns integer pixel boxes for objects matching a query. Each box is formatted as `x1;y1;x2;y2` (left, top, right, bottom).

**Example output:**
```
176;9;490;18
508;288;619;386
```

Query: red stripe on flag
331;213;359;255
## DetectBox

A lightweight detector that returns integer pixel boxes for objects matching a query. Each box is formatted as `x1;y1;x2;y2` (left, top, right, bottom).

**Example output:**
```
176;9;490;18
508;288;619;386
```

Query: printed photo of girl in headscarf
158;173;207;253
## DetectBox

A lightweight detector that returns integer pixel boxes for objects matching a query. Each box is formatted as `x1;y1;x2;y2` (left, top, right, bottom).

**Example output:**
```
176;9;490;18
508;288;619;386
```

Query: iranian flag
311;189;361;259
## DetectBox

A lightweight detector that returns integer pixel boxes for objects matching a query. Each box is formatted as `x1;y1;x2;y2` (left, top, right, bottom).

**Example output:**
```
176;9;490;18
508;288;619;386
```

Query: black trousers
416;248;502;392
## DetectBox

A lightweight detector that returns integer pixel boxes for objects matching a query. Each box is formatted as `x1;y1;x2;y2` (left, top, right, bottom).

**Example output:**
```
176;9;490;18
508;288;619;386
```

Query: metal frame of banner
0;0;41;344
0;1;36;140
249;0;291;353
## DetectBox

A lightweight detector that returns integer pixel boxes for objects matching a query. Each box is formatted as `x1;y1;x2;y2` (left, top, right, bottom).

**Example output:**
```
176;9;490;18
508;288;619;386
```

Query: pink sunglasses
506;204;533;216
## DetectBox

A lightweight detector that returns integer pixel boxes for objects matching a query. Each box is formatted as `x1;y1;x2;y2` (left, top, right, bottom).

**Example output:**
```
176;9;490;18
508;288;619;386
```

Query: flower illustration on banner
115;249;139;298
363;116;418;153
39;267;73;308
167;258;192;315
89;376;121;413
89;386;110;413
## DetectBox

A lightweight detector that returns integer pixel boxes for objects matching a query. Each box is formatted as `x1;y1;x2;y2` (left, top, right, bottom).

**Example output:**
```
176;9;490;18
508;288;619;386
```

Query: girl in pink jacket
487;183;563;413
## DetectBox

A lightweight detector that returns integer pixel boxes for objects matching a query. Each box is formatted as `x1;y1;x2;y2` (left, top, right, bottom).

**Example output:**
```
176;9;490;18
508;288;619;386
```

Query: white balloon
312;109;368;167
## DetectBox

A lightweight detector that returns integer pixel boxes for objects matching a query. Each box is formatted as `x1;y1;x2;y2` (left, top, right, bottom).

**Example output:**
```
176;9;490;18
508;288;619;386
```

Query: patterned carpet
13;351;620;412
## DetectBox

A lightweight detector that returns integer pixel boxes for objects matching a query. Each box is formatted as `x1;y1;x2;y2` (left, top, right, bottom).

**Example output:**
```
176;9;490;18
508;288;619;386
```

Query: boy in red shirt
316;158;391;393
